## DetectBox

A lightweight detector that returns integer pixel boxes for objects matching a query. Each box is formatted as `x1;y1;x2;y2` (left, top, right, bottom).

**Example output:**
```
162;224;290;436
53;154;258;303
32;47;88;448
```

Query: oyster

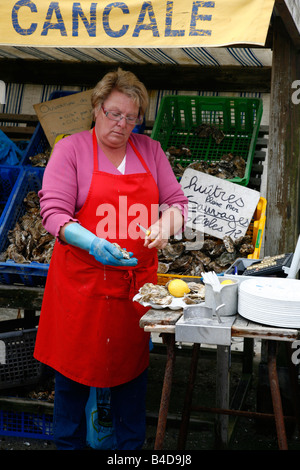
223;235;235;253
138;283;172;305
195;123;225;144
29;148;51;167
183;282;205;304
112;242;130;259
187;282;205;295
166;145;192;159
161;242;185;261
157;262;170;273
239;243;256;255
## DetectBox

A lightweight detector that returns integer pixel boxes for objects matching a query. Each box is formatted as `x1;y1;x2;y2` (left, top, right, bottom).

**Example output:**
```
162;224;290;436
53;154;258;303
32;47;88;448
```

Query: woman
34;68;188;450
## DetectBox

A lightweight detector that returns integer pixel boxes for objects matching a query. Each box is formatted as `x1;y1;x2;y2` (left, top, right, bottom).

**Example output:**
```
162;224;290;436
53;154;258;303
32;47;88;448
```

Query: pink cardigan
39;130;188;238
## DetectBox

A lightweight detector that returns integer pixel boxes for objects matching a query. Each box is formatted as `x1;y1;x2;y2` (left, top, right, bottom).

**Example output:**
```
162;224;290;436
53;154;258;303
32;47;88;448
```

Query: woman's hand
143;206;184;250
143;224;170;250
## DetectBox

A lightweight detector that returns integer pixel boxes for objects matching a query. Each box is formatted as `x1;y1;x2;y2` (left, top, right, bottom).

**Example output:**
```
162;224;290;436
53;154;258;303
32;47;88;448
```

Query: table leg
267;340;288;450
177;343;200;450
215;345;230;448
154;333;176;450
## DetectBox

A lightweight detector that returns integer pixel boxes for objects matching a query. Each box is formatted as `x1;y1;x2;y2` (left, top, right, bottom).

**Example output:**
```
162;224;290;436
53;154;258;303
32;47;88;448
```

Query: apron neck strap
93;127;151;174
92;128;98;171
128;138;151;173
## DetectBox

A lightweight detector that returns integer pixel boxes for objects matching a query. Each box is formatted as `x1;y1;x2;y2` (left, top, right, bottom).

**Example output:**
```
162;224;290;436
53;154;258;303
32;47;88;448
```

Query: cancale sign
0;0;274;48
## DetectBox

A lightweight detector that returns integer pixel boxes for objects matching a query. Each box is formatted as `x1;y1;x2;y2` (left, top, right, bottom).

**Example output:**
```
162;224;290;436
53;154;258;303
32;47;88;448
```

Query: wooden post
265;16;300;255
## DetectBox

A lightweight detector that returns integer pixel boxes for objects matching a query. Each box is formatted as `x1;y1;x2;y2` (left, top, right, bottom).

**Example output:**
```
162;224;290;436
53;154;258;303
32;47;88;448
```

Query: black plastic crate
0;328;43;389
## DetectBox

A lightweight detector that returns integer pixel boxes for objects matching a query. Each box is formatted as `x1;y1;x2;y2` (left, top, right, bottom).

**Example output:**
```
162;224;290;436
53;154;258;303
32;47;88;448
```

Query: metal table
140;309;300;450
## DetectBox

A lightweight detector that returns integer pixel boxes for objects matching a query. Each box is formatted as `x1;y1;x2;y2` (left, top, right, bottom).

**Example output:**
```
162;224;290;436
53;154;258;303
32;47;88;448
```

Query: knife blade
137;223;151;237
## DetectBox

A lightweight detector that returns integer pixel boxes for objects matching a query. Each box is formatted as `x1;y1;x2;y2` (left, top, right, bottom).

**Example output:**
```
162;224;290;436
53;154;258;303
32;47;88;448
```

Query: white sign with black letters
181;168;260;240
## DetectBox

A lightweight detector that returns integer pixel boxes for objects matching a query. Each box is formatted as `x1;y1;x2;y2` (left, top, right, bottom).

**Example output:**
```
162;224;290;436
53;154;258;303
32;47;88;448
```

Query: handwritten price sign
181;168;260;241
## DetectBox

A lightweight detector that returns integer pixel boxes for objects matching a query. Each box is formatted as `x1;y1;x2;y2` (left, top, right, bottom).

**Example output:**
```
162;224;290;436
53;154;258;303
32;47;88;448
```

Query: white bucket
205;279;239;316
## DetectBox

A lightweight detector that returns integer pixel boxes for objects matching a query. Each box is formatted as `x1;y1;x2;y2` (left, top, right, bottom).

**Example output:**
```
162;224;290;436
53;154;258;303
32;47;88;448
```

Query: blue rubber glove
64;223;138;267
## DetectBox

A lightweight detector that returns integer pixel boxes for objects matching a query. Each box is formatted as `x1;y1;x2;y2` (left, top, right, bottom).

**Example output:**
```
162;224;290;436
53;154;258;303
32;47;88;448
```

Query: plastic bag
85;387;117;450
0;130;22;165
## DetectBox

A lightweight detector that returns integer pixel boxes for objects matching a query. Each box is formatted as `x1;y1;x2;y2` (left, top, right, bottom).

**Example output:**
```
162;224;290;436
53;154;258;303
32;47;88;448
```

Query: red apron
34;129;159;387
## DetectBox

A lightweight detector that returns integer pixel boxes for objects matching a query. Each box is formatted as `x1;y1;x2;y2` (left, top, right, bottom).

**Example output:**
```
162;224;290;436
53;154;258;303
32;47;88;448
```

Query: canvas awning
0;44;273;67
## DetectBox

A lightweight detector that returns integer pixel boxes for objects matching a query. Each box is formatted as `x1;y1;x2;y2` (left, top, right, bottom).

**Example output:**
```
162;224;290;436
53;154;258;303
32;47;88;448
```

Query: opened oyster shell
112;243;130;259
137;283;172;306
183;282;205;304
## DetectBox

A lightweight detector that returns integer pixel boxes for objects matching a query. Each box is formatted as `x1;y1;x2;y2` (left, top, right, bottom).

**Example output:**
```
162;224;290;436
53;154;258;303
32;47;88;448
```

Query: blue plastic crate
0;410;53;440
0;167;50;286
20;124;50;166
21;90;78;166
0;165;23;227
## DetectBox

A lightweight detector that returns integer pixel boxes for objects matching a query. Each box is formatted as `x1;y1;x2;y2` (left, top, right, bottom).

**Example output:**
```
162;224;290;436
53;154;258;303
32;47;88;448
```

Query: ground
1;338;300;451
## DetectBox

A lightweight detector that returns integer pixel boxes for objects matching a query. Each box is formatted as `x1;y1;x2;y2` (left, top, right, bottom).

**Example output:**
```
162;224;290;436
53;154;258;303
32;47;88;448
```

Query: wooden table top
140;308;300;342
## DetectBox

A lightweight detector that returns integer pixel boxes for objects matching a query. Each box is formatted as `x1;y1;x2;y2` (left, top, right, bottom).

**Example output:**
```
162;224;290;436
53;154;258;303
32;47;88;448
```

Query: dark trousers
53;369;148;450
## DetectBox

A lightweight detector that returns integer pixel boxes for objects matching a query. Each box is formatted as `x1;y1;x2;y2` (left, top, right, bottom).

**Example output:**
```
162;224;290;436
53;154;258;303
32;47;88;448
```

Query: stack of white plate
238;278;300;328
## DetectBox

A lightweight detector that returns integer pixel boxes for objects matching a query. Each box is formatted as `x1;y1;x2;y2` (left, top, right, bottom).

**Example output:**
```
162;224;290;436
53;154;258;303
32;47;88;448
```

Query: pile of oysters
165;122;247;181
166;146;246;180
0;191;55;264
158;234;254;276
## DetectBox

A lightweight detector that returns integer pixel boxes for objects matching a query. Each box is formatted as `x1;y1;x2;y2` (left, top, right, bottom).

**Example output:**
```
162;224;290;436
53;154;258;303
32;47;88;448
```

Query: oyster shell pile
158;234;254;276
136;281;205;306
188;153;246;179
166;146;246;181
0;191;55;264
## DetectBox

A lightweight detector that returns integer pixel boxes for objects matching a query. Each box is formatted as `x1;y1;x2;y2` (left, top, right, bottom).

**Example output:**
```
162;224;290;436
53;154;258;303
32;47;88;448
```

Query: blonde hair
91;68;148;120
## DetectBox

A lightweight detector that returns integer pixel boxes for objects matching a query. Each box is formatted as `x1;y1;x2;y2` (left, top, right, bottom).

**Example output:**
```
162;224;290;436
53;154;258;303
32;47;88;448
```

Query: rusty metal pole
154;333;176;450
267;340;288;450
286;342;300;436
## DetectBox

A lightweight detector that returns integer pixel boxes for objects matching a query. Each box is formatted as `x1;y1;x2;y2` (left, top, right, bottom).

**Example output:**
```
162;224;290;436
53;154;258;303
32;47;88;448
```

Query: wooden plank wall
265;16;300;255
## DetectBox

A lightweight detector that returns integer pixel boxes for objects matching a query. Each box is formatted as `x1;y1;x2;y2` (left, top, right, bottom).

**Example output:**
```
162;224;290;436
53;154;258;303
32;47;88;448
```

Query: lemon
221;279;235;285
168;279;190;297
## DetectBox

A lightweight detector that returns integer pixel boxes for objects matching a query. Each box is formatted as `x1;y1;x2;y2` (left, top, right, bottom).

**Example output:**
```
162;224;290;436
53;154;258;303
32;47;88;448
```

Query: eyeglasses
101;106;142;125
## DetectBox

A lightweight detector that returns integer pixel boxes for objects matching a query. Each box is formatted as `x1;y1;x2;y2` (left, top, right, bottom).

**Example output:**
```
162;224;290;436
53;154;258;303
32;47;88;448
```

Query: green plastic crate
151;96;263;186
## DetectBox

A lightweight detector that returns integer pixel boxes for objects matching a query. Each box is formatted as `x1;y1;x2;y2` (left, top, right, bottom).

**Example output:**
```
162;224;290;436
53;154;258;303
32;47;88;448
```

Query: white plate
238;278;300;327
